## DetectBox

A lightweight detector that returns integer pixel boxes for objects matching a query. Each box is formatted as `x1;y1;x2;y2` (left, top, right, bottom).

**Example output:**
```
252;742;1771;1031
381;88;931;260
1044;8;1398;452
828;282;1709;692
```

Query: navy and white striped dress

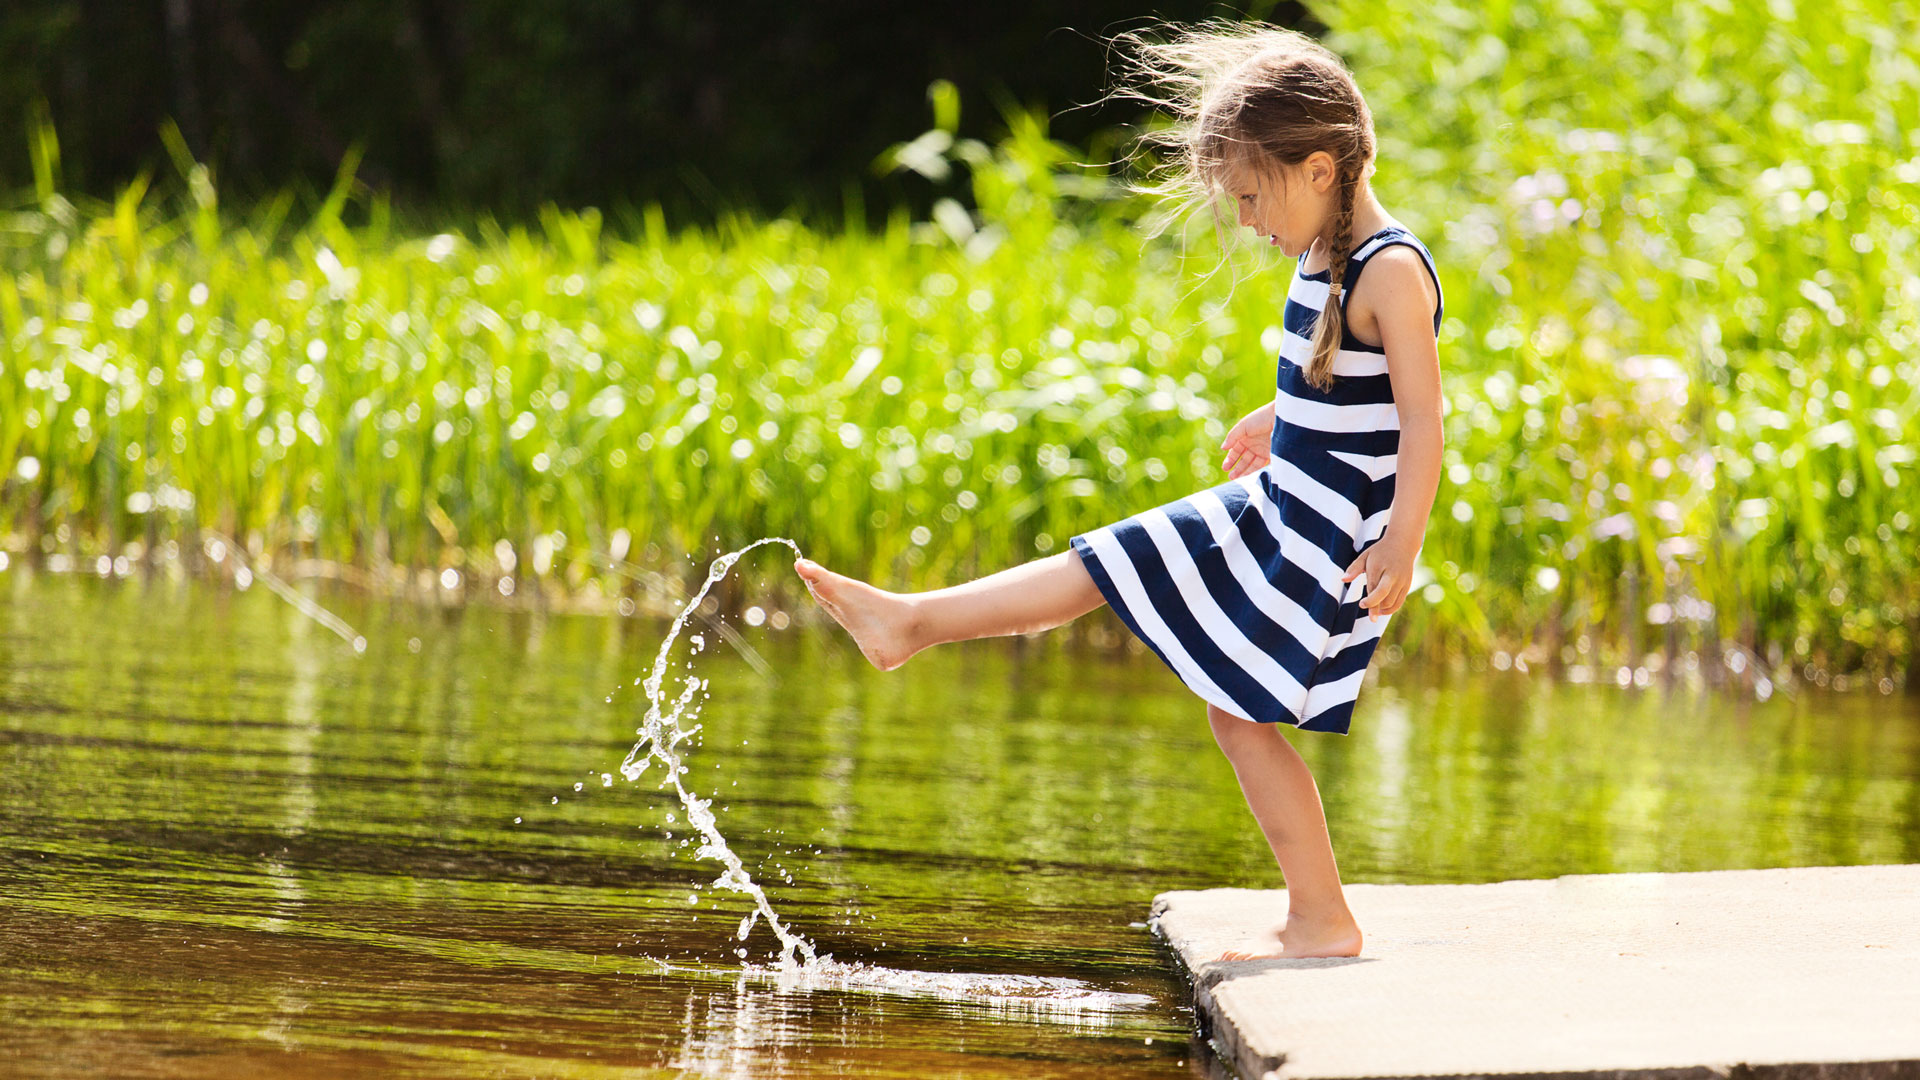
1069;224;1442;735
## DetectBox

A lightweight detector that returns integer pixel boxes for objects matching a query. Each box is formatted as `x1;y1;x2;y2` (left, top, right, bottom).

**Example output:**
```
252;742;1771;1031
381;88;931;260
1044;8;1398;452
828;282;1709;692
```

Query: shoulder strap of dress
1338;227;1444;333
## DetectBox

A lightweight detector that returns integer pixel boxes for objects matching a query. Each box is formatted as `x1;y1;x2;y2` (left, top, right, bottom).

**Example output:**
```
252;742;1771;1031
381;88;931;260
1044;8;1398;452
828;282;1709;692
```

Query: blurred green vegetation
2;0;1917;685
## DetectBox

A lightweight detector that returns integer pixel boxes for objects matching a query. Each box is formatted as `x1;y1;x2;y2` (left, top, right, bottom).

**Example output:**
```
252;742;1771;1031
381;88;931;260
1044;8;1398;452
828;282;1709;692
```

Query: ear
1305;150;1337;193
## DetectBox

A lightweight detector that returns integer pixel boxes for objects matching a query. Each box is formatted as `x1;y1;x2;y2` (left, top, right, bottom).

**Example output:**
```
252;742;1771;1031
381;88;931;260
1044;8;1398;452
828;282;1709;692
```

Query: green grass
2;0;1917;686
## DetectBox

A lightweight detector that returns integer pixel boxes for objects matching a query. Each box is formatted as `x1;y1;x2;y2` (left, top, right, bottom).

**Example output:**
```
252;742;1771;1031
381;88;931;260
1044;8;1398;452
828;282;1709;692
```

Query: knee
1207;704;1267;757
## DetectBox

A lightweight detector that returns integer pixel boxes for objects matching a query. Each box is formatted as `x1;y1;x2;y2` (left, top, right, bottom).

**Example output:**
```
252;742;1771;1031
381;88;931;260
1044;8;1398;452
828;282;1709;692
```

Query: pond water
3;567;1917;1078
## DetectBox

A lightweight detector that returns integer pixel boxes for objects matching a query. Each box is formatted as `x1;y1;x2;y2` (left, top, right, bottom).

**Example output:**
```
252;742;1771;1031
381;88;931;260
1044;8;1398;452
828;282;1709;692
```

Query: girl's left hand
1342;531;1419;621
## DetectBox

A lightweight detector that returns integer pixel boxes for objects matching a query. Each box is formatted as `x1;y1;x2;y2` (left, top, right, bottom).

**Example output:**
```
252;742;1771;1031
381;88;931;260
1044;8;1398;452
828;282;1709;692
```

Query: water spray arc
618;537;818;966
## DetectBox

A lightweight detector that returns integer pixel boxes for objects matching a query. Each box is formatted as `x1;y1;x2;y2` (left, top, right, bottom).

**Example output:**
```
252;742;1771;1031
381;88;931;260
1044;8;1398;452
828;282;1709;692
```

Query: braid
1305;167;1359;392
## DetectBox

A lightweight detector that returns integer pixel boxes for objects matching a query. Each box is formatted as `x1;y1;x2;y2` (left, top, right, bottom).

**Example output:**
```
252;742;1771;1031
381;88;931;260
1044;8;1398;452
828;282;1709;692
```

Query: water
3;565;1918;1077
616;537;816;967
612;538;1124;1008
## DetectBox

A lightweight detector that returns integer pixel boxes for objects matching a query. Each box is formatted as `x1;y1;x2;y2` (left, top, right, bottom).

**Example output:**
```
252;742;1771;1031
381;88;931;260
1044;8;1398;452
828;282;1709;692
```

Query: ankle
898;595;934;652
1288;901;1358;928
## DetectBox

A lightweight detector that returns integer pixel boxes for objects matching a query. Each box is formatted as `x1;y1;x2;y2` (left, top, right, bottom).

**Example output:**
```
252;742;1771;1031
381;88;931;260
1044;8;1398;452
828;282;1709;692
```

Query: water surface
3;569;1916;1077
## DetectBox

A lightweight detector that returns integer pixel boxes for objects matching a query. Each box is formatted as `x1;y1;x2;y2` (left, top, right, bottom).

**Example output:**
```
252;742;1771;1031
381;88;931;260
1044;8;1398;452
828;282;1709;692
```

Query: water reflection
1;571;1915;1077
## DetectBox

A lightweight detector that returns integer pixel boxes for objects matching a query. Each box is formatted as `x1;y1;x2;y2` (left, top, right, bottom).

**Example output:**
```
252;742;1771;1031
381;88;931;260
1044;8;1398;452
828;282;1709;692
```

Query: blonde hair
1101;20;1377;391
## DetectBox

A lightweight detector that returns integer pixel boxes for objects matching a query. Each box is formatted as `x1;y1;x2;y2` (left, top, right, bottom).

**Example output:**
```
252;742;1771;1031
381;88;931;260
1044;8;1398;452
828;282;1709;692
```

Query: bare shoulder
1347;245;1439;347
1353;246;1437;315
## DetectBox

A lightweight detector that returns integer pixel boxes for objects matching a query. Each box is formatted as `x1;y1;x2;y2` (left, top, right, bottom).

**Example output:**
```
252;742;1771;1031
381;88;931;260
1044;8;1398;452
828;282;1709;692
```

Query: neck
1344;182;1391;241
1305;184;1393;271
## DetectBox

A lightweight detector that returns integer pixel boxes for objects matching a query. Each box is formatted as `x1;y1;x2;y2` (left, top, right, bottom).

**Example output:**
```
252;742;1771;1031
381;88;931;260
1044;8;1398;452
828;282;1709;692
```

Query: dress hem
1068;532;1354;735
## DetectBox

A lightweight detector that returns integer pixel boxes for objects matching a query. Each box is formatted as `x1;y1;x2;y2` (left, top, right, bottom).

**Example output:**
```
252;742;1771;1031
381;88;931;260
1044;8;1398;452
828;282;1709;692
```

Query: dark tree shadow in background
0;0;1316;229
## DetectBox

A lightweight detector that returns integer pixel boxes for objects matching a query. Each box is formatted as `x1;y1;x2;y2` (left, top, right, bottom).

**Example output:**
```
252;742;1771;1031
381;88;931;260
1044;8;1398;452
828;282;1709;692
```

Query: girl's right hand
1220;401;1276;479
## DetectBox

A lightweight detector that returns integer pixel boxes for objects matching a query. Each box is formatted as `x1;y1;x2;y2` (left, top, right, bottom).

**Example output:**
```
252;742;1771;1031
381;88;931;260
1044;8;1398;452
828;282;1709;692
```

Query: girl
792;22;1443;961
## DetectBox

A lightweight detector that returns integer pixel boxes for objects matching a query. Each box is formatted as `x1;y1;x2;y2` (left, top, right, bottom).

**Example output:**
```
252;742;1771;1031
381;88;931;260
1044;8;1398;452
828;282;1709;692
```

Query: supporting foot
793;558;922;671
1217;909;1363;961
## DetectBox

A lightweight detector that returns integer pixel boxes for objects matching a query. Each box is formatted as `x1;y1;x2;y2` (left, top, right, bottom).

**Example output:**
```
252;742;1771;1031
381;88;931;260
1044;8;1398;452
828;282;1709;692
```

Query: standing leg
1206;704;1364;959
793;550;1107;671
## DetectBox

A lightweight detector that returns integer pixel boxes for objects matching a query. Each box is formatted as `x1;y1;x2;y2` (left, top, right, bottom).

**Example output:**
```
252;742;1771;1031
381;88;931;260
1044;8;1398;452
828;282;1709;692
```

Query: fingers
1223;451;1269;479
1357;575;1388;607
1366;598;1400;621
1221;443;1258;475
1356;573;1406;621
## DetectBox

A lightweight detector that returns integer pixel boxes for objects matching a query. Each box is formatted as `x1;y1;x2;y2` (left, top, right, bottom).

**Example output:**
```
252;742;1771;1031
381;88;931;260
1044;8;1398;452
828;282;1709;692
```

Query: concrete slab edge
1147;893;1920;1080
1151;892;1276;1079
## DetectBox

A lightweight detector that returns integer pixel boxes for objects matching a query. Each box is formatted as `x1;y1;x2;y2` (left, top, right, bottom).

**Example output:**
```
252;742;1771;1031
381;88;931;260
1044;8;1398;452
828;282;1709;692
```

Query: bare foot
1217;909;1363;961
792;558;923;671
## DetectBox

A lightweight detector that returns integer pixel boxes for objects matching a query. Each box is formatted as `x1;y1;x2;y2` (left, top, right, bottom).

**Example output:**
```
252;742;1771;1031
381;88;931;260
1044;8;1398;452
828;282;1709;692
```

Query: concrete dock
1151;864;1920;1080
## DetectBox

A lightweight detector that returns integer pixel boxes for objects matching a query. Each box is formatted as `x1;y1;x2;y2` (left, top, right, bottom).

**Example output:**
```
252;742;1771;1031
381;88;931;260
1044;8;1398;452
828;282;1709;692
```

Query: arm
1340;246;1443;619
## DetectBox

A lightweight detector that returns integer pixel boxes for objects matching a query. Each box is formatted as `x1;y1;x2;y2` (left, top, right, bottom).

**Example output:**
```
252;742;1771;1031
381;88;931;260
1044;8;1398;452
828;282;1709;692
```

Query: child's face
1228;152;1338;259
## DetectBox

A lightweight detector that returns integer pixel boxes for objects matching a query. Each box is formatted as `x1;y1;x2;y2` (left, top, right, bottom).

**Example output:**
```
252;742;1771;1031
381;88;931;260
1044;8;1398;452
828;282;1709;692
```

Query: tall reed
2;0;1915;689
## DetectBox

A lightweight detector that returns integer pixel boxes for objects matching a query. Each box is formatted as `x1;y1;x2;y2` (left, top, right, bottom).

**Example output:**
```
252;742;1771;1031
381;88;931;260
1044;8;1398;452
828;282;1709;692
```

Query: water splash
615;539;1154;1020
618;536;818;967
740;958;1154;1020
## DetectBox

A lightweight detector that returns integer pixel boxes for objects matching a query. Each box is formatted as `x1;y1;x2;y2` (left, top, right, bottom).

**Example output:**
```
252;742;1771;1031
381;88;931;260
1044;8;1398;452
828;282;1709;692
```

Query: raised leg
793;550;1107;671
1206;704;1364;959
